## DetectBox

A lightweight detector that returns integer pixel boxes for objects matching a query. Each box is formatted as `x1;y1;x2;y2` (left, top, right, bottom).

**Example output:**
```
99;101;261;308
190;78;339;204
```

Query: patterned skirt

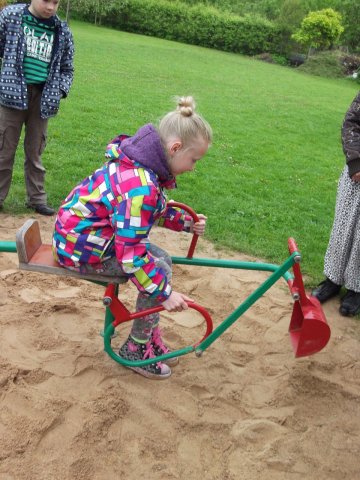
324;166;360;292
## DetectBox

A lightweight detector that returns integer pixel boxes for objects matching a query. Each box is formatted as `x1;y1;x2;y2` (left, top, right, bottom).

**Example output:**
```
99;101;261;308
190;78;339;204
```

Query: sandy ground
0;212;359;480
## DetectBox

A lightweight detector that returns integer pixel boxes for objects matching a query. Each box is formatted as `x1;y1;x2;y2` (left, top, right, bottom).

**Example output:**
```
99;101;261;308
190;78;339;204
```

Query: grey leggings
79;244;172;341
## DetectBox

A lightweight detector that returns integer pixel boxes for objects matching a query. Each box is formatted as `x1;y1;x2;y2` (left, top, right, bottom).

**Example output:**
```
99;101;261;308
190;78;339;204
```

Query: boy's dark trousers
0;84;48;206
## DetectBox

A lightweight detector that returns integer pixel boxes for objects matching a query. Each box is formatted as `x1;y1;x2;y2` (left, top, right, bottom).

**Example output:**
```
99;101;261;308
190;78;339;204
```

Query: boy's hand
191;214;207;236
162;291;193;312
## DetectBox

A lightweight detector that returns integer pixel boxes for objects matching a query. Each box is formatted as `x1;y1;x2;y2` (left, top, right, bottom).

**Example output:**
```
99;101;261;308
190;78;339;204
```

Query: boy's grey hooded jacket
0;3;74;119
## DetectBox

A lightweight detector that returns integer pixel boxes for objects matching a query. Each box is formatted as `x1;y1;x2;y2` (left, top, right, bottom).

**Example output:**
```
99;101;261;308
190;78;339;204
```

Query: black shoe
339;290;360;316
27;203;55;216
311;278;341;303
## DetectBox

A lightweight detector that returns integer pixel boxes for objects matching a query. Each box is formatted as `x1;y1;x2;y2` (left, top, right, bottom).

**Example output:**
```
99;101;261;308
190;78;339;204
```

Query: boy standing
0;0;74;215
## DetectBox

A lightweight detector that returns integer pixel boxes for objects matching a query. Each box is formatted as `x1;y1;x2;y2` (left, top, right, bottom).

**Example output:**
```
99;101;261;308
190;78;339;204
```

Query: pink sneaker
151;327;179;366
119;336;171;379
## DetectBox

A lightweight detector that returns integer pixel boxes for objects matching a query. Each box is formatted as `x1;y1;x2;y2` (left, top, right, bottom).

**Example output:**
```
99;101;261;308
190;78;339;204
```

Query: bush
340;53;360;75
254;52;289;66
288;52;306;66
292;8;344;50
68;0;286;56
297;50;357;79
271;53;289;66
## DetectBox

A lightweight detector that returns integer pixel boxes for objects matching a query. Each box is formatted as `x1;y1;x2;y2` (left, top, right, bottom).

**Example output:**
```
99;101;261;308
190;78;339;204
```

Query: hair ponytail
159;96;212;147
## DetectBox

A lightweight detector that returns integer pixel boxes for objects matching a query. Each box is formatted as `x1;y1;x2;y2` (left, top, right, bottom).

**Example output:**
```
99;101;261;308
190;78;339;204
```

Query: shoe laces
143;340;163;368
152;327;170;354
143;341;156;359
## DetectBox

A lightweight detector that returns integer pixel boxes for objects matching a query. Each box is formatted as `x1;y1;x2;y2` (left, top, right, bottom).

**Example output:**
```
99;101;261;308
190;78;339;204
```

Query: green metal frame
101;253;296;367
0;242;17;253
0;239;298;368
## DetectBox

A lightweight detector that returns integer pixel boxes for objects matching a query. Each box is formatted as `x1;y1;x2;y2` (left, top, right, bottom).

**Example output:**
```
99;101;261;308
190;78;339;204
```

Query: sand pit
0;213;359;480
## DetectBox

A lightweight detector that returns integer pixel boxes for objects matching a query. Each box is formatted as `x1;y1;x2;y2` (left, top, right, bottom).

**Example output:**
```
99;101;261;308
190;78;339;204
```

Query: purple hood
120;124;173;182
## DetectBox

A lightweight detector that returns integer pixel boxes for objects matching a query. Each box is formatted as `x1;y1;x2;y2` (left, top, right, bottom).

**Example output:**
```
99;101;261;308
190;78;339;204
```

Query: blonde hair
159;96;213;148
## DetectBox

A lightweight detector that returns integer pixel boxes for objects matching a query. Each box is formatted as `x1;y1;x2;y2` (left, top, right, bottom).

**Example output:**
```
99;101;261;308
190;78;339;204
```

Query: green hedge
68;0;284;55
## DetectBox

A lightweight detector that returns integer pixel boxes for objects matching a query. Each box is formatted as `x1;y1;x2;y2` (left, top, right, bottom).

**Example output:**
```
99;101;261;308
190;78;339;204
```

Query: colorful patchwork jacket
0;3;74;119
53;124;192;303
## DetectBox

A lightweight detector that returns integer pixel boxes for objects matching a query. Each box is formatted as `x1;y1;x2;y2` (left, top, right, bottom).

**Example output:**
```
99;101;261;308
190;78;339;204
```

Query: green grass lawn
5;20;359;284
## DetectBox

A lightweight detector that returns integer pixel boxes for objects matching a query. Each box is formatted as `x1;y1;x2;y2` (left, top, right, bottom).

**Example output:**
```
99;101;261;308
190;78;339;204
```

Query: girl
53;96;212;379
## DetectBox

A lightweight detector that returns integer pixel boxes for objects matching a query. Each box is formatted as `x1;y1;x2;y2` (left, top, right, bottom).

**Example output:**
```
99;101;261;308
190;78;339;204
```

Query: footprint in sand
0;284;9;305
20;283;81;303
20;286;52;303
189;384;215;401
231;418;286;450
49;281;81;299
0;268;18;279
229;349;255;367
162;309;205;328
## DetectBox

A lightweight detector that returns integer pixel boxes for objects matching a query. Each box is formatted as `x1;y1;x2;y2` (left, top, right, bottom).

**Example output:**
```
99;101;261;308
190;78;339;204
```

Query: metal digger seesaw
0;202;331;368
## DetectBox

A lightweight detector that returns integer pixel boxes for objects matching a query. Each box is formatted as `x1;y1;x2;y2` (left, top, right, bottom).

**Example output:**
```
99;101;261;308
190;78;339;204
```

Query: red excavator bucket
288;238;331;358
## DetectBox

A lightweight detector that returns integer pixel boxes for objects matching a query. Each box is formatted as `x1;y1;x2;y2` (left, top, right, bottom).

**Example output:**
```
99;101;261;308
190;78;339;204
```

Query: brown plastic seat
16;219;126;284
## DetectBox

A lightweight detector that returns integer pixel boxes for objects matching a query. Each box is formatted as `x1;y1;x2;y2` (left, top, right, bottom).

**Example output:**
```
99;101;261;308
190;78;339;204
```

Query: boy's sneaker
339;290;360;317
118;336;171;380
311;278;341;303
151;326;179;366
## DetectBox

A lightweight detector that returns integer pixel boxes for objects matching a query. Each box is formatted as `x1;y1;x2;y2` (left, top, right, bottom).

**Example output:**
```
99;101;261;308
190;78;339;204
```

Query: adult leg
324;167;360;288
23;85;49;207
342;195;360;293
337;175;360;315
0;105;25;205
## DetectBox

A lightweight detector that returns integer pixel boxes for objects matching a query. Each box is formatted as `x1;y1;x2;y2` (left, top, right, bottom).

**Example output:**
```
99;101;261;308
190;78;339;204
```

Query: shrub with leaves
67;0;284;56
292;8;344;51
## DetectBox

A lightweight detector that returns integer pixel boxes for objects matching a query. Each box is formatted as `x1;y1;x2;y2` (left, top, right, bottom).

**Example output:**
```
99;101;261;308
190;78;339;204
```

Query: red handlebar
167;201;199;259
288;237;299;255
104;284;213;347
